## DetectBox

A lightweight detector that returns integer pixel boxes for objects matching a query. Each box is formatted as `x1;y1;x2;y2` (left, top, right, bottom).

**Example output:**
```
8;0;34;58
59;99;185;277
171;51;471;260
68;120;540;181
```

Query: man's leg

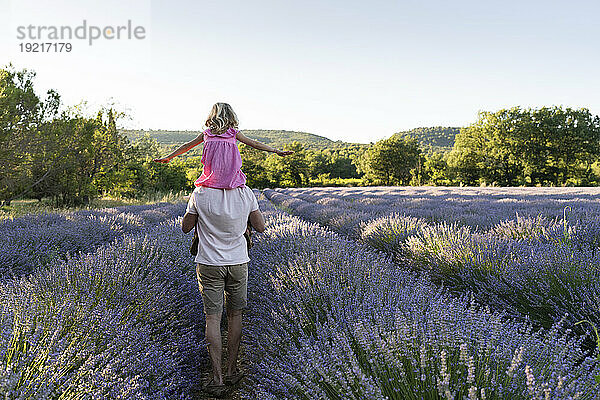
223;263;248;379
205;312;224;385
196;263;226;387
225;309;242;376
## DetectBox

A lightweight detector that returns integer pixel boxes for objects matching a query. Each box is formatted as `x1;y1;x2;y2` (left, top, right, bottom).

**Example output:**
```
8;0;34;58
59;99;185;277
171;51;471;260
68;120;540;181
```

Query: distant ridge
122;127;461;152
122;129;362;150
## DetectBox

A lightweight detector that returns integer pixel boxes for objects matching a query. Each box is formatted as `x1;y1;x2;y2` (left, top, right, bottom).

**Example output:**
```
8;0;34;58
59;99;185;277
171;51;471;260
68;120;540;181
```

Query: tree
423;151;452;185
304;147;364;181
306;150;330;178
447;107;600;186
89;108;130;197
358;135;421;185
128;133;161;161
239;143;272;188
29;112;98;205
0;65;61;205
263;142;310;187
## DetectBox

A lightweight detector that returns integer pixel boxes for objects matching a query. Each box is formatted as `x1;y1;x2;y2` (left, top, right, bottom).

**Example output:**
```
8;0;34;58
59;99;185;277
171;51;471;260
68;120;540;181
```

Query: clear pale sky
1;0;598;143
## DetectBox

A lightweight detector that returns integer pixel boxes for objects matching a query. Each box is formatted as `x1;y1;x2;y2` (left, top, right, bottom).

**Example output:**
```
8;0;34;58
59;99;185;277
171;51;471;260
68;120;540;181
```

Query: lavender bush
0;202;183;279
2;189;599;399
241;196;600;399
263;188;600;343
0;205;207;399
275;186;600;230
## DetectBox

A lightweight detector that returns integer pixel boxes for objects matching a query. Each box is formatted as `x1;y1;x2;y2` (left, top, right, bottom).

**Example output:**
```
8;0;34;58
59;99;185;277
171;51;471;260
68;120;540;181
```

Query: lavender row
241;195;600;399
0;202;185;279
0;215;207;399
262;189;600;338
278;186;600;231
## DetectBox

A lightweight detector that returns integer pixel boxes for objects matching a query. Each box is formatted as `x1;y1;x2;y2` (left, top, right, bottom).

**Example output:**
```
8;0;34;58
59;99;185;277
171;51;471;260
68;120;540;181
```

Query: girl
153;102;292;184
153;103;293;247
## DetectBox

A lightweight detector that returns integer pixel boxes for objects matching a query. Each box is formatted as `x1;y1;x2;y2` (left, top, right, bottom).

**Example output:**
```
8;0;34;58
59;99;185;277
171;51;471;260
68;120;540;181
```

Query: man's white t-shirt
185;186;259;266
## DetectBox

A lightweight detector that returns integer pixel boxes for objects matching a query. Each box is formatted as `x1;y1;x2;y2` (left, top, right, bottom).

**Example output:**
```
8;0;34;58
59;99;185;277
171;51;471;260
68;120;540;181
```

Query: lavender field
1;187;600;399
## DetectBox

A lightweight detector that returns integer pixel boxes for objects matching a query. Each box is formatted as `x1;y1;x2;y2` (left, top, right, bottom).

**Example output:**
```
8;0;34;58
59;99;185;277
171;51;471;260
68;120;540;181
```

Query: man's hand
249;209;265;233
274;150;294;157
153;157;172;163
182;212;198;233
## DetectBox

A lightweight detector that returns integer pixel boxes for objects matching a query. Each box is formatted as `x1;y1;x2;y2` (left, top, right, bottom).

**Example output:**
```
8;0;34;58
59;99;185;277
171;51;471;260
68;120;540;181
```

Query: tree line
2;65;600;207
359;107;600;187
0;66;189;206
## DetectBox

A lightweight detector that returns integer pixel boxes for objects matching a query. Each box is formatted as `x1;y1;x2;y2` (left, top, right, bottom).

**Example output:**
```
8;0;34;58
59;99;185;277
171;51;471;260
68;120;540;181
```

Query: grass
0;190;190;220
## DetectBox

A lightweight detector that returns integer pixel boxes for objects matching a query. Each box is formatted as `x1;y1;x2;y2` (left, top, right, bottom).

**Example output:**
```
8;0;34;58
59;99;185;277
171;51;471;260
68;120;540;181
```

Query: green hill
123;126;462;155
122;129;358;151
392;127;460;153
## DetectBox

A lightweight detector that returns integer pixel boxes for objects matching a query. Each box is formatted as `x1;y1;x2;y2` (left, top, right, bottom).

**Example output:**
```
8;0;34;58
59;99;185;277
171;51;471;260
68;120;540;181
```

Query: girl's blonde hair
205;103;239;135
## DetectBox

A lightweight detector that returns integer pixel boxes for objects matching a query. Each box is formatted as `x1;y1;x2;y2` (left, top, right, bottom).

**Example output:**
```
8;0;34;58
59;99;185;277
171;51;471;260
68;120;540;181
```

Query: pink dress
194;127;247;189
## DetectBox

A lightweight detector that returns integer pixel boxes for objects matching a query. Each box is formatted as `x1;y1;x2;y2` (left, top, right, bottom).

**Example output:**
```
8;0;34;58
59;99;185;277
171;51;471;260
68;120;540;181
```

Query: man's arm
248;209;265;233
182;212;198;233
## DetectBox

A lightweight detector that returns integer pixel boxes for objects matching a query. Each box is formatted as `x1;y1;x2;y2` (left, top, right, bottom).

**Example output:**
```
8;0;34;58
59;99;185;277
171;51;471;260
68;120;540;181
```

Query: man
181;185;265;397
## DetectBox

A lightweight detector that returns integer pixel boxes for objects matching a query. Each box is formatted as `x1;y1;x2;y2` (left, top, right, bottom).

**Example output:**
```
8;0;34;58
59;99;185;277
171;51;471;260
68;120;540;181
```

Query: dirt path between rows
192;319;251;400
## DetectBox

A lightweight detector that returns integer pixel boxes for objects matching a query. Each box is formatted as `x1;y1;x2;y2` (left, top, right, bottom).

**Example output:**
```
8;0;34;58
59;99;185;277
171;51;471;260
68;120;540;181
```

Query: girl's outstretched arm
153;133;204;163
236;131;293;156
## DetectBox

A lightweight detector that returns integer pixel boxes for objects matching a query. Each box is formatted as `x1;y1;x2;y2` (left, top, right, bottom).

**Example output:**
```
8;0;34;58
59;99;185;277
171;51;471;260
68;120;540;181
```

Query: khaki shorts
196;262;248;315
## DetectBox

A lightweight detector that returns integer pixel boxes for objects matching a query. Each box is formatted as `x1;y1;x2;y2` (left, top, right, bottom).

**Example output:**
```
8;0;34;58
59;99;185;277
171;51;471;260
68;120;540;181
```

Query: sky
1;0;599;143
